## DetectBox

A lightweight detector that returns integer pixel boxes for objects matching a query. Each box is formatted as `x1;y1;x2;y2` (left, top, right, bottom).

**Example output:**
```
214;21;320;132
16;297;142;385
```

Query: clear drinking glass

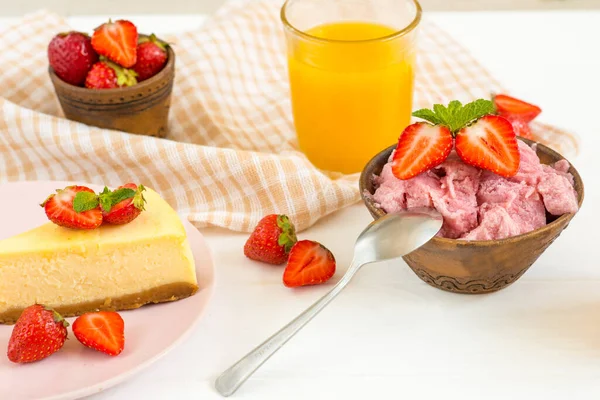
281;0;421;174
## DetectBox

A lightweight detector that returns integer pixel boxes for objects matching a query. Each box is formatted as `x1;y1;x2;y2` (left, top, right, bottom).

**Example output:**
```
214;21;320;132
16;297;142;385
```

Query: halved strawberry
493;94;541;123
391;122;453;180
283;240;336;288
72;311;125;356
101;183;146;225
41;186;103;230
455;115;520;177
91;20;138;68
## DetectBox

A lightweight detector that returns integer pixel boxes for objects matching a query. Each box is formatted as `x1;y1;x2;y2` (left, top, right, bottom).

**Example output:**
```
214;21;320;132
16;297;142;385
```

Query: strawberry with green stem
244;214;297;265
133;34;168;82
100;183;146;225
85;59;137;89
7;305;69;363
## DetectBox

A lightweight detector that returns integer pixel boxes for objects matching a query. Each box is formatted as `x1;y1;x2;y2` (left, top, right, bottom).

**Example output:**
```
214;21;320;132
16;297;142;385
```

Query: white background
2;9;600;400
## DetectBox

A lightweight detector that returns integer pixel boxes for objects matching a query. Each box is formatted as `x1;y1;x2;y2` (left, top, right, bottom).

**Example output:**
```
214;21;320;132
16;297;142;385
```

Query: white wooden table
3;10;600;400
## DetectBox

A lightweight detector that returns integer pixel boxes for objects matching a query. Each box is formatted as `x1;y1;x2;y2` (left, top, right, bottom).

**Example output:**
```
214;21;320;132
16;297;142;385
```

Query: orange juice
287;21;417;174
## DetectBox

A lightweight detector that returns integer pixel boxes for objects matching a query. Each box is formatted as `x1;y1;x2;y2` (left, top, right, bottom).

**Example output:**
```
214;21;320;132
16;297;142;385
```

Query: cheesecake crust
0;281;199;325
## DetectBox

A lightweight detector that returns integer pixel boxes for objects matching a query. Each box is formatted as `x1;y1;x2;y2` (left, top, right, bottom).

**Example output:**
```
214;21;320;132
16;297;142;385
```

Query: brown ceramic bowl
359;138;584;294
49;34;175;138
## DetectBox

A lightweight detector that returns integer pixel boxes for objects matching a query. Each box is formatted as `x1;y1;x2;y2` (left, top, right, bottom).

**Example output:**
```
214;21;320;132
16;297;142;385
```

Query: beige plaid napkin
0;1;580;232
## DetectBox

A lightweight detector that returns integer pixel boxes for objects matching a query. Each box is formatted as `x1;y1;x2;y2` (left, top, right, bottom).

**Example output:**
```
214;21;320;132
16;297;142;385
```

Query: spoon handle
214;261;362;397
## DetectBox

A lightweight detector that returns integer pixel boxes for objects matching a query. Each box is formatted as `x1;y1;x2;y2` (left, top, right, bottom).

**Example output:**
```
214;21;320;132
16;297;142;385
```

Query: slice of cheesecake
0;187;198;324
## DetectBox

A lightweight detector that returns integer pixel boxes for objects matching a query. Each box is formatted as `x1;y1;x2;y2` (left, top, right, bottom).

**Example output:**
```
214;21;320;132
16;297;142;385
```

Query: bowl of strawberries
47;19;174;137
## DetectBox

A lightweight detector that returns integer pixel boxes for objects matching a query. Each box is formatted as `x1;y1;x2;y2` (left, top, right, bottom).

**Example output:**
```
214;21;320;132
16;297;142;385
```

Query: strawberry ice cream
371;140;579;240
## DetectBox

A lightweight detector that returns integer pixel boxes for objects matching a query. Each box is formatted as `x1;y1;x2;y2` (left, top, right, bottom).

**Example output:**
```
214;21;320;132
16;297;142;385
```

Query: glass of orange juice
281;0;421;174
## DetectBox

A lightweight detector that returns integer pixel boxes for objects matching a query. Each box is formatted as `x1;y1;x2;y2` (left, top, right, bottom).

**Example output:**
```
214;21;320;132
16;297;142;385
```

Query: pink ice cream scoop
372;140;579;241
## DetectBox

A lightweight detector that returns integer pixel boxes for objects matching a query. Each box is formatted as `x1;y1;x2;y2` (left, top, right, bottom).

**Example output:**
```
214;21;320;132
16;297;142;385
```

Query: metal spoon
215;208;443;397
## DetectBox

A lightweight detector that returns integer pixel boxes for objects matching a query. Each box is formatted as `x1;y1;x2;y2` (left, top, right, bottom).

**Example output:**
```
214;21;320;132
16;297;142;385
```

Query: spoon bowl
215;209;442;397
354;208;444;265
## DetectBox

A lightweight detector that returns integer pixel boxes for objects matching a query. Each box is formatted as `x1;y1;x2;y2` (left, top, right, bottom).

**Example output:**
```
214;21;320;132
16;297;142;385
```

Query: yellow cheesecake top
0;187;187;254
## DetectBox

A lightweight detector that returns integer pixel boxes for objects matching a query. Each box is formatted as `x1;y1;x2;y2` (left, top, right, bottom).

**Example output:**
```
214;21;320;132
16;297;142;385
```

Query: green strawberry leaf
276;215;297;253
45;306;69;328
132;185;147;211
104;60;138;87
139;33;168;51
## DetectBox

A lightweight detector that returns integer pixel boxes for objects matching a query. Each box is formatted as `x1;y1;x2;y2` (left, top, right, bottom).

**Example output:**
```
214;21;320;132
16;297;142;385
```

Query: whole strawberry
133;34;168;82
48;31;98;86
100;183;146;225
244;214;297;265
7;305;69;363
85;60;137;89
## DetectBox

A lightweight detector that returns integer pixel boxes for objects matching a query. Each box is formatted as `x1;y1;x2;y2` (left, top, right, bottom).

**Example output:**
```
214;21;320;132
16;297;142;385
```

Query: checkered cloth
0;1;580;232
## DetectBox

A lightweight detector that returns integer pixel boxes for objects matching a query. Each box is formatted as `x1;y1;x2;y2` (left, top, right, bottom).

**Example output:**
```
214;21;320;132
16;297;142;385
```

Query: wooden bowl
359;138;585;294
48;35;175;138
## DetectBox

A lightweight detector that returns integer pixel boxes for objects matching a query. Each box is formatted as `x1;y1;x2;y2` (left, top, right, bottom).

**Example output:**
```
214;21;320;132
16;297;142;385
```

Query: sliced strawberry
41;186;103;230
283;240;336;288
391;122;453;180
91;20;138;68
455;115;520;177
72;311;125;356
101;183;146;225
493;94;541;123
510;118;534;140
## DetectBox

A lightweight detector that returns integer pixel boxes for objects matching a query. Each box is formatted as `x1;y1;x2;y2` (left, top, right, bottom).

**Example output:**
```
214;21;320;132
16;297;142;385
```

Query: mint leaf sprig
72;191;99;213
100;187;136;212
73;185;146;213
412;99;495;134
98;187;113;213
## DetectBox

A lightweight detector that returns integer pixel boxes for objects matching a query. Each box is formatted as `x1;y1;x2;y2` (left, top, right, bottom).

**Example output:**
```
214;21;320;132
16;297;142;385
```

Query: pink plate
0;181;215;400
